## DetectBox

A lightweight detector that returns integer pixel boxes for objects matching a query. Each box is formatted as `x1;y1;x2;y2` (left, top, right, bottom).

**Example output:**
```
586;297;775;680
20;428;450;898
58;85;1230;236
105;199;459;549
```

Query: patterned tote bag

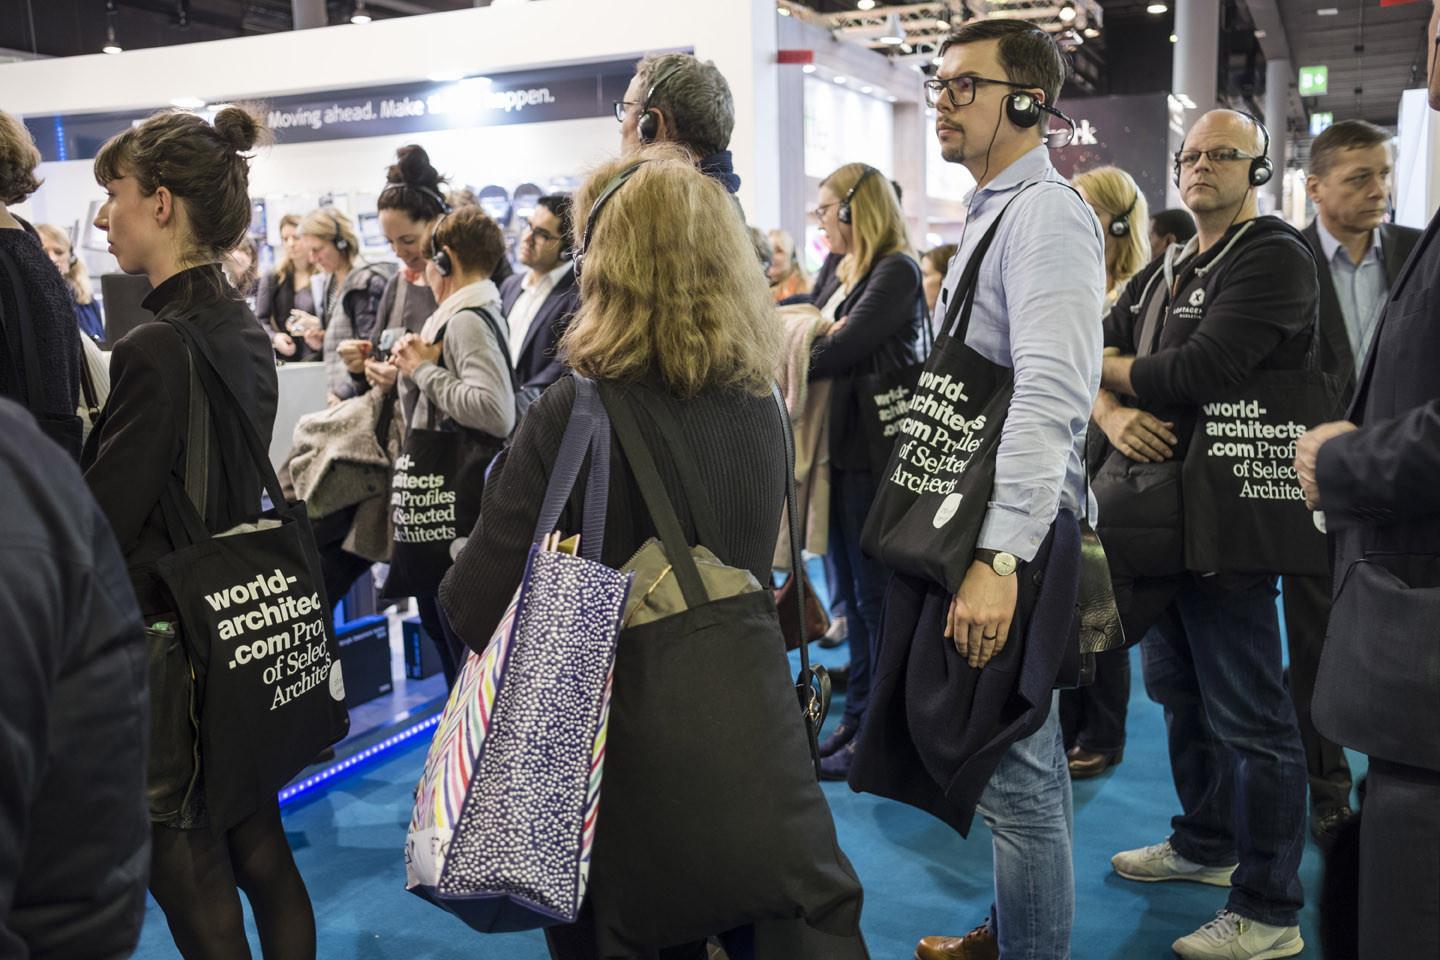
405;377;633;931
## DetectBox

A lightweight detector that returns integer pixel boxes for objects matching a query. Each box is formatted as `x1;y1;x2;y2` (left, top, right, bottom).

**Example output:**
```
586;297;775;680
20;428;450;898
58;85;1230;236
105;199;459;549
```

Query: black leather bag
1092;455;1185;579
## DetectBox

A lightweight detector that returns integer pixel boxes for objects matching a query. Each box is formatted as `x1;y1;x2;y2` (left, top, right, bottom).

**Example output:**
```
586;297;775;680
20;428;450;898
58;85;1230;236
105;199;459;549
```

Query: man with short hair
848;20;1105;960
1282;118;1421;848
499;194;579;396
1149;207;1197;260
616;52;741;195
1099;109;1315;959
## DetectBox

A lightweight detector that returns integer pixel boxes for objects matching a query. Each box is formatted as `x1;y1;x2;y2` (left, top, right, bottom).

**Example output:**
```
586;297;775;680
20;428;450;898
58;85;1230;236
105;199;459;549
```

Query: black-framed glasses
523;219;561;244
1174;148;1260;167
612;100;637;122
924;75;1032;109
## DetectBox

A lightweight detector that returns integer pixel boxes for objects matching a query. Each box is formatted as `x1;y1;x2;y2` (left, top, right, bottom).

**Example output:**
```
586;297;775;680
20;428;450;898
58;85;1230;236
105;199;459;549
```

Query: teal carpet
133;566;1354;958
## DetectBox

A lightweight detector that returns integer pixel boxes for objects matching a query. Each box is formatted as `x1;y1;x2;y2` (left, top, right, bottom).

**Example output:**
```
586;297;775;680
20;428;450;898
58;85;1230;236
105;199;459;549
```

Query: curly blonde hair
563;145;782;398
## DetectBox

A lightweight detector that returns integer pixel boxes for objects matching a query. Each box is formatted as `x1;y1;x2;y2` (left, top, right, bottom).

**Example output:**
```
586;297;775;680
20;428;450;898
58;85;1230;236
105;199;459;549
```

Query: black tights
149;800;316;960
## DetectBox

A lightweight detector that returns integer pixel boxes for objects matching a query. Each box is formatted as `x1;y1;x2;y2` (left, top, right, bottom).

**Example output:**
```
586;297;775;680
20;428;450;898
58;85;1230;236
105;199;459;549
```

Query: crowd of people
0;8;1438;960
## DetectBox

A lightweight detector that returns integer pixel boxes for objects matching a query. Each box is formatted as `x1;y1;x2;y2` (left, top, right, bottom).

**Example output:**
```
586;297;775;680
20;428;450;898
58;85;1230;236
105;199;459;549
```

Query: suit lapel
516;267;576;362
1349;216;1440;419
1303;222;1356;395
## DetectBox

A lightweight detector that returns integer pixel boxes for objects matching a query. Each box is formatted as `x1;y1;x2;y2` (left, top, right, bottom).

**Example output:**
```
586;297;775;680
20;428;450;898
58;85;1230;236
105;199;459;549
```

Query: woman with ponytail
83;106;320;959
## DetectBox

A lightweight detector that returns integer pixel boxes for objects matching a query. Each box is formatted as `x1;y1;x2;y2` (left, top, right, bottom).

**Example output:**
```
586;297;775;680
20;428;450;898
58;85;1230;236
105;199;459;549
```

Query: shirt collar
1314;215;1381;266
522;260;573;290
965;143;1053;209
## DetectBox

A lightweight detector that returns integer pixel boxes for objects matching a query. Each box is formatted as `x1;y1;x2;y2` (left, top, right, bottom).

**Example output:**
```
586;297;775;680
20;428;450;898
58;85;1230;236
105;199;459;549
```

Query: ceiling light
1058;2;1077;22
1169;33;1177;42
861;85;873;93
887;95;898;102
857;0;876;9
834;76;848;84
932;54;944;64
350;1;372;24
1146;2;1168;12
778;5;791;14
880;12;906;44
936;18;950;29
102;0;122;54
171;97;206;110
901;42;913;52
1316;6;1338;13
1083;26;1099;37
802;63;816;74
1254;29;1266;38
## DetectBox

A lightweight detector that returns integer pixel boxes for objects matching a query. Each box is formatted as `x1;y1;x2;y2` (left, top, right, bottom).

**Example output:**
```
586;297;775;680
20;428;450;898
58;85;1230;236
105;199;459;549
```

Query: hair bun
390;143;441;188
213;107;264;152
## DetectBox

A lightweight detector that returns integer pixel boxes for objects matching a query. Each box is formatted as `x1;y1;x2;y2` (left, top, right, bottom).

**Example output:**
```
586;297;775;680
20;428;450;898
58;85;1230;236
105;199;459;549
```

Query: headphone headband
430;211;453;276
381;180;451;215
1109;189;1138;238
574;161;648;275
638;63;683;143
838;165;879;225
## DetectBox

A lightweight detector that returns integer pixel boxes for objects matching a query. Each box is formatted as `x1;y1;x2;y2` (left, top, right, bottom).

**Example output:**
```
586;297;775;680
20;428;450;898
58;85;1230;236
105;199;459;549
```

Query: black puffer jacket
0;397;149;959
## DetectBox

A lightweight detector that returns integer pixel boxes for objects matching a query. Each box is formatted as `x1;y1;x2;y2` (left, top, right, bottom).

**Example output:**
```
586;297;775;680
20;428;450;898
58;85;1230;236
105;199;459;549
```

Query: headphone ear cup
433;248;452;277
1250;157;1274;187
837;202;852;225
1109;216;1130;238
1173;162;1182;189
1006;92;1041;129
638;109;659;143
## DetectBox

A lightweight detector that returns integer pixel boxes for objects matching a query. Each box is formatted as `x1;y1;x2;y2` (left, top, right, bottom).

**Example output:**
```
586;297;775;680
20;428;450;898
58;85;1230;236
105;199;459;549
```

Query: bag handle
937;183;1040;346
531;374;610;564
157;348;215;548
619;384;727;556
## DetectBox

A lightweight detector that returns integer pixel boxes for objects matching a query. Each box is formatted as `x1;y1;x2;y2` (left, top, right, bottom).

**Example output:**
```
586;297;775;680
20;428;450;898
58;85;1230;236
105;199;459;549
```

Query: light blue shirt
937;145;1106;561
1314;217;1387;377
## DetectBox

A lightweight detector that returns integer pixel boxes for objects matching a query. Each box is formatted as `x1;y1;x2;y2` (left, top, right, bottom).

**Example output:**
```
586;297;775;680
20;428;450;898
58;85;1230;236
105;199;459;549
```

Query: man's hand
1296;420;1358;510
391;333;441;377
364;358;398;393
1101;407;1177;462
338;338;371;374
945;560;1019;669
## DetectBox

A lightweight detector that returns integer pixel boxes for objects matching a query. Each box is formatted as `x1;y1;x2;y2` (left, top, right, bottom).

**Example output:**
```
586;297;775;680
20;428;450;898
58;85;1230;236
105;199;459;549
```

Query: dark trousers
1357;759;1440;959
1059;647;1130;754
1280;573;1353;815
828;468;888;730
415;595;460;690
1140;575;1308;926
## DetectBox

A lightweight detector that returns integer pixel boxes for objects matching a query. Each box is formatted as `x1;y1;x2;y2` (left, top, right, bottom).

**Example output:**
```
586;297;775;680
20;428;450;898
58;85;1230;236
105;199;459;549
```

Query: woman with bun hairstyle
254;212;319;359
297;206;394;404
82;106;319;958
36;222;105;340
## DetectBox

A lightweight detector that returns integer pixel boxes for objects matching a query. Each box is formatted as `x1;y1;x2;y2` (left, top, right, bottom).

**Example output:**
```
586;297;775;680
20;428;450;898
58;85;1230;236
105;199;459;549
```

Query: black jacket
82;265;279;616
0;225;82;458
1104;216;1319;461
807;251;925;470
0;397;149;960
254;269;320;361
499;267;580;391
1314;209;1440;767
1300;219;1420;403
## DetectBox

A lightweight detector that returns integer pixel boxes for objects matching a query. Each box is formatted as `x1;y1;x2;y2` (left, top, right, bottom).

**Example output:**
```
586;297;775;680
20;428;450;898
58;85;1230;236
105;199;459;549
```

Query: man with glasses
1097;108;1316;959
614;52;741;199
850;18;1105;960
499;194;579;396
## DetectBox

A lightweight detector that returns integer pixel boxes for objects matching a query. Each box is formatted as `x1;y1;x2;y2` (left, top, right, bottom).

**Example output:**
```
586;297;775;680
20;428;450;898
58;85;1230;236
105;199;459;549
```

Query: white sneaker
1171;910;1303;959
1111;838;1237;886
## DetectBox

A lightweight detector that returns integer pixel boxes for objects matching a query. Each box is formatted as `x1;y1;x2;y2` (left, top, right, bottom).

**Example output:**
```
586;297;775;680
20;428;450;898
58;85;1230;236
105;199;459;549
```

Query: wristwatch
974;549;1018;577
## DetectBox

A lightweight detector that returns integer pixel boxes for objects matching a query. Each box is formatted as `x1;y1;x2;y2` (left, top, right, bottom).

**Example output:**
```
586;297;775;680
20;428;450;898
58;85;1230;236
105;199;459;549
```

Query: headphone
381;180;452;216
1172;112;1273;188
332;217;348;251
637;64;683;143
838;165;879;225
573;161;647;276
430;212;452;277
1109;191;1137;238
534;196;574;262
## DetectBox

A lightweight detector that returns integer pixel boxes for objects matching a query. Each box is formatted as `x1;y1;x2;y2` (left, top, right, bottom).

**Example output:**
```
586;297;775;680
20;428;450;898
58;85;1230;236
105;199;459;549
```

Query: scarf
699;150;741;195
419;278;501;344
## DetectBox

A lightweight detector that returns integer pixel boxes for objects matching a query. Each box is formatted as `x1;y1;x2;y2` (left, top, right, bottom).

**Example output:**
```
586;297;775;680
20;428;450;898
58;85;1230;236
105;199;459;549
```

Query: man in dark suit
498;194;579;397
1296;6;1440;954
1283;119;1422;848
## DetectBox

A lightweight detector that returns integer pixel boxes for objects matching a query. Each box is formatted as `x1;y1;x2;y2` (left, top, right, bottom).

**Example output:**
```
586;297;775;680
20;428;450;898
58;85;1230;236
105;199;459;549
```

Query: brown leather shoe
1067;744;1123;780
915;924;998;960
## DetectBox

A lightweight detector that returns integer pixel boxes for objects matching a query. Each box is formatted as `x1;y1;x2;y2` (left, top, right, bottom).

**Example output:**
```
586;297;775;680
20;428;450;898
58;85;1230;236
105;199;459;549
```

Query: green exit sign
1310;112;1334;136
1299;65;1329;96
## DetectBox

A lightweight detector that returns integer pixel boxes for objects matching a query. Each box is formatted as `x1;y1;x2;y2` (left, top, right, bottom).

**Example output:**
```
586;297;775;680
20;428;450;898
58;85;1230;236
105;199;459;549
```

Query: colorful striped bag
404;378;632;931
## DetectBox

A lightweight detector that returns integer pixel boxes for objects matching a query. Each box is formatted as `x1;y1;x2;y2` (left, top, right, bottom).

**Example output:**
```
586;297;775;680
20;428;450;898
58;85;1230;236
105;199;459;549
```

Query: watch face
993;552;1018;577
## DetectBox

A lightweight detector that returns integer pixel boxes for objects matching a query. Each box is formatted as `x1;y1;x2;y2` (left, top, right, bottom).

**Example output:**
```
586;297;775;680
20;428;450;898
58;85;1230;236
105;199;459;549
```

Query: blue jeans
828;468;888;729
1140;576;1307;926
975;693;1074;960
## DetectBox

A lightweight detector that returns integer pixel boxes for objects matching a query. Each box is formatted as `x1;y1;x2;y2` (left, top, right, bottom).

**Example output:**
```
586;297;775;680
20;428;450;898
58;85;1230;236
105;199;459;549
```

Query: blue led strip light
277;713;442;805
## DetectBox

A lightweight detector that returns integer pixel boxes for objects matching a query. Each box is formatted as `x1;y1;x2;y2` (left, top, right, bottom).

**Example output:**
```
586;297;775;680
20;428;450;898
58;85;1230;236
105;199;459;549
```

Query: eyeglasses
924;75;1032;109
523;220;560;244
612;100;637;123
1174;149;1260;167
812;201;837;221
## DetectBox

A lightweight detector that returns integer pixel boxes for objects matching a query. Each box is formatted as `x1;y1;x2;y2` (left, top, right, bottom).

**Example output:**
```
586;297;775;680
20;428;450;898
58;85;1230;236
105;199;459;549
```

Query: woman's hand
303;327;326;352
365;358;399;393
272;331;297;357
286;309;321;334
391;333;441;377
338;338;371;374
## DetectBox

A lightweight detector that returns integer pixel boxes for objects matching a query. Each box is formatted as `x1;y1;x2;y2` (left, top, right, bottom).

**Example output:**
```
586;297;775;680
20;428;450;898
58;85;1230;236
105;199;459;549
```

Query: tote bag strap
158;345;216;548
621;385;727;555
937;182;1041;345
530;374;611;563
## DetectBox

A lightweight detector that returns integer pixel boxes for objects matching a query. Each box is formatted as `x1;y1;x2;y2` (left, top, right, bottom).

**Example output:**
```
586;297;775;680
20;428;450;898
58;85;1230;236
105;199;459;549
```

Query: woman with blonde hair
1072;165;1150;306
805;161;924;780
36;223;104;340
440;145;798;957
768;227;810;300
296;206;394;402
255;212;319;359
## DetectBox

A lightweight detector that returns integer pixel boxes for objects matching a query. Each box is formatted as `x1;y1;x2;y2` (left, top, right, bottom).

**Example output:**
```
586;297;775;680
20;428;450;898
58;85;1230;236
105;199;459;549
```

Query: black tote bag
853;301;934;479
585;386;863;959
859;189;1035;594
153;320;349;833
1181;363;1344;577
384;306;516;598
